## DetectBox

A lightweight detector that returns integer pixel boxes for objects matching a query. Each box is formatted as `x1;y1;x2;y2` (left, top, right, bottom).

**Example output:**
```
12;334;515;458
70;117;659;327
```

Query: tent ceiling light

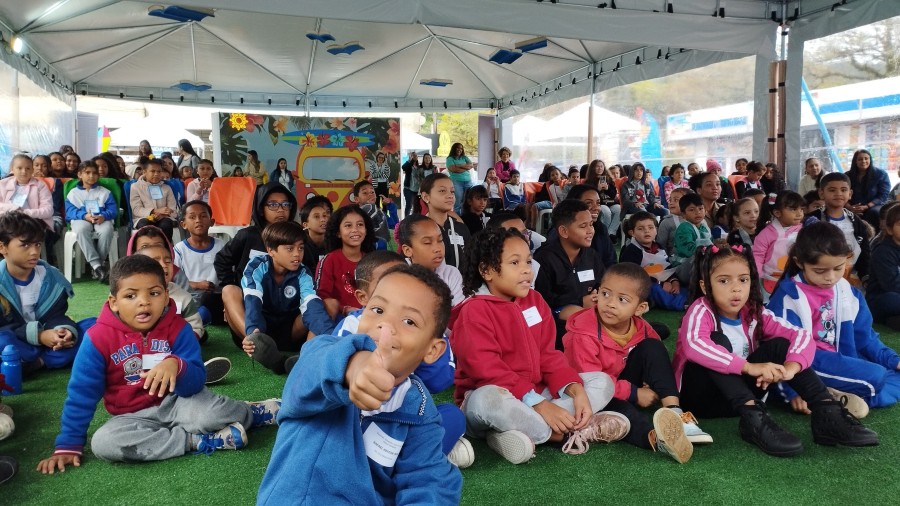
10;36;23;54
306;33;335;43
420;78;453;87
489;49;522;65
147;5;214;23
326;42;364;55
171;81;211;92
515;37;547;53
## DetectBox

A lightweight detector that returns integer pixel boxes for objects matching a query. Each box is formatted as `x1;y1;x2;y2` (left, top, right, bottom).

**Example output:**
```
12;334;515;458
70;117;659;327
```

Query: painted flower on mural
382;136;399;154
244;114;266;132
332;133;346;146
302;132;318;148
389;181;401;197
344;136;359;151
346;118;358;131
330;118;345;130
229;113;249;130
273;117;289;133
317;133;331;146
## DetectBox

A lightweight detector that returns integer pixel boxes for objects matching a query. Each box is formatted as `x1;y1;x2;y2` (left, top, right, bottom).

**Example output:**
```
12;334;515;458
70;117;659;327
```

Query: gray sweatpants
90;387;253;462
463;371;614;444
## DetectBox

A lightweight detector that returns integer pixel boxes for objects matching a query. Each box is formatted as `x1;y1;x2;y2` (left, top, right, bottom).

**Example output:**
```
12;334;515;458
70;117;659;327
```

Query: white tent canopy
108;115;203;152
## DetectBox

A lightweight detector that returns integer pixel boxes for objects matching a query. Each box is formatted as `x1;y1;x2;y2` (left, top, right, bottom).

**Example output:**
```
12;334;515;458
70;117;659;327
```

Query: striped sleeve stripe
686;303;734;366
764;308;813;355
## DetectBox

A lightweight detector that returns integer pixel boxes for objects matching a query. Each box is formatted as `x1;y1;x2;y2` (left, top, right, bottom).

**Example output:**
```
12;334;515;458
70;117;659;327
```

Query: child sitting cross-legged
563;263;711;464
452;227;627;464
619;212;687;311
65;160;117;283
257;264;462;504
0;212;87;375
173;201;225;328
332;250;472;468
674;245;878;457
242;221;334;375
36;255;280;473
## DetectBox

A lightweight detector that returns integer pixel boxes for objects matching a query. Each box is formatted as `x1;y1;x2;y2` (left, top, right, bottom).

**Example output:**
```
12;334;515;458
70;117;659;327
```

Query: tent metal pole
587;62;596;162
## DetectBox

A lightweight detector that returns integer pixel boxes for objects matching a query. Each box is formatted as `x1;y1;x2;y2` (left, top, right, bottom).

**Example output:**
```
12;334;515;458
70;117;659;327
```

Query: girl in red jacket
451;227;627;465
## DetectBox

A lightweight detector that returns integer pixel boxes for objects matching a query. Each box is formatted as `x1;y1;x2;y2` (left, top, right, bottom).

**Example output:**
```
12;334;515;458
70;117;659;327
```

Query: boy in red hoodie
563;263;711;463
37;255;279;473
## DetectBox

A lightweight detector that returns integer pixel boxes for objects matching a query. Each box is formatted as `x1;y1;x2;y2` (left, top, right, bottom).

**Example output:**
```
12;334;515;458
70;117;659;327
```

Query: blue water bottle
1;345;22;395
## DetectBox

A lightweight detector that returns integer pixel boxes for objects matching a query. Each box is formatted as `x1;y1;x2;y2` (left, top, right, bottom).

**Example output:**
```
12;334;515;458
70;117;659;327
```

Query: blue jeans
451;179;473;215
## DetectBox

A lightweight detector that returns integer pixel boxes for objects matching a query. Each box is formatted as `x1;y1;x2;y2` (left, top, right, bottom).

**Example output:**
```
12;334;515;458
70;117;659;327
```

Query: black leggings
603;339;681;449
680;335;830;418
136;217;175;244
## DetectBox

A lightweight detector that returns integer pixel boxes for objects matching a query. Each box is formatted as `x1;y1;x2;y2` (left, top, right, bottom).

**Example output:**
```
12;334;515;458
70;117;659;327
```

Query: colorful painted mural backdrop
218;113;401;206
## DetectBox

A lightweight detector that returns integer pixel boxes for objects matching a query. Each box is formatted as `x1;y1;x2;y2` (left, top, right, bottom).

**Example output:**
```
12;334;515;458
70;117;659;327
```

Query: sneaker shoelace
561;431;591;455
194;433;220;455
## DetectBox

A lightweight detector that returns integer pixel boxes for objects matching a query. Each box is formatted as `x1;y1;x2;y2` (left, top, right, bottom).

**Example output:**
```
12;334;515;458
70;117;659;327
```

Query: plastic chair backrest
209;177;256;226
524;182;543;204
38;177;56;192
164;179;185;206
614;177;628;203
657;176;671;207
728;174;746;198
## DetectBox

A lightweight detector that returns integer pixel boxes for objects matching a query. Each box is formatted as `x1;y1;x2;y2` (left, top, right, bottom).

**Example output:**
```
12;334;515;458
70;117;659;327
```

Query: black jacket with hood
215;182;297;287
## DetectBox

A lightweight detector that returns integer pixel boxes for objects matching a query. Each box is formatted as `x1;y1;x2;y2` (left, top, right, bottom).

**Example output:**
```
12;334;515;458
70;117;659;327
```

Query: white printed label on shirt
174;298;183;314
11;189;27;208
85;199;101;214
284;286;297;298
522;306;542;327
141;353;168;370
363;422;403;468
149;185;164;200
448;234;465;246
249;249;267;259
576;269;595;283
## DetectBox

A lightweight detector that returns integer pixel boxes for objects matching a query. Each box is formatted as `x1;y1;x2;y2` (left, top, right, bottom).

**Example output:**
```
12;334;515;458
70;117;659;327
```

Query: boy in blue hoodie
0;212;84;374
257;264;462;505
37;255;280;473
240;221;335;374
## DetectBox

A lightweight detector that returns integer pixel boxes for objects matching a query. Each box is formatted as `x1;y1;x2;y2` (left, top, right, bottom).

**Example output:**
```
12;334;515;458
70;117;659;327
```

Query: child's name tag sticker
149;185;164;200
449;234;465;246
577;269;595;283
11;189;27;208
141;353;168;370
363;422;403;468
522;306;542;327
249;249;267;259
85;199;100;214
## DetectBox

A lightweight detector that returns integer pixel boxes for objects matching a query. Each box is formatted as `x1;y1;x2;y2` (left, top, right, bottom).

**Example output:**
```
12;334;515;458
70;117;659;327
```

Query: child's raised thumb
373;325;396;369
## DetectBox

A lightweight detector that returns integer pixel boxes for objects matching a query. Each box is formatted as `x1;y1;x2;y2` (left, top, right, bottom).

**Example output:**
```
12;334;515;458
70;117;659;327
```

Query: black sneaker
204;357;232;385
738;402;803;457
810;399;879;447
247;333;285;374
94;266;109;284
0;455;17;486
284;355;299;375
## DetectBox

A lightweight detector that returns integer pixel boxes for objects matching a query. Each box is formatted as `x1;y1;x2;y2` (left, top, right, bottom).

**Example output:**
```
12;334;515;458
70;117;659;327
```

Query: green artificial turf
2;280;900;505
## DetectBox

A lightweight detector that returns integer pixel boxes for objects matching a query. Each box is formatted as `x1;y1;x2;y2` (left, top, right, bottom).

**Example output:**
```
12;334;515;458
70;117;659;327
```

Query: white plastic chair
64;229;119;282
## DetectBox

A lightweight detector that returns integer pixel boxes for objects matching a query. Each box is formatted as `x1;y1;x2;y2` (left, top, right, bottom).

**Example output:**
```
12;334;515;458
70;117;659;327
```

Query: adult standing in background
368;151;391;207
270;157;295;192
401;151;421;216
139;139;155;159
445;142;474;215
245;150;268;185
846;148;891;228
176;139;201;176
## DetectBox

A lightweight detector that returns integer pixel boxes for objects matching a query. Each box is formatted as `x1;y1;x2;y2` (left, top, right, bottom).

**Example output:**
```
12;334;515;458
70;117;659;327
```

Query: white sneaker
247;398;282;428
651;408;693;464
486;430;535;465
680;411;713;444
827;387;869;419
195;422;247;454
447;437;475;468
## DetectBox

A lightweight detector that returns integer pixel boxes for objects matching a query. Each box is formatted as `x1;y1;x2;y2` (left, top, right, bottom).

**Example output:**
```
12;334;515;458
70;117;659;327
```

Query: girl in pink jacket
0;154;54;230
674;245;877;457
752;191;805;294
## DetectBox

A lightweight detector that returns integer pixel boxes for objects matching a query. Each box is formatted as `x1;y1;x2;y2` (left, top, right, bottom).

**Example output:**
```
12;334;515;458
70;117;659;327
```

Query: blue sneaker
248;398;281;428
195;422;247;455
